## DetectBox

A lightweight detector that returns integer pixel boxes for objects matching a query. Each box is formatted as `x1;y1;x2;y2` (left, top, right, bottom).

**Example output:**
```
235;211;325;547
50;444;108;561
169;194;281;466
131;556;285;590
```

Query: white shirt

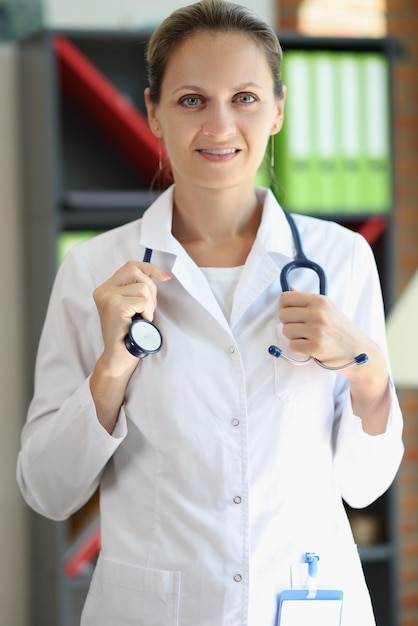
200;265;244;320
17;186;404;626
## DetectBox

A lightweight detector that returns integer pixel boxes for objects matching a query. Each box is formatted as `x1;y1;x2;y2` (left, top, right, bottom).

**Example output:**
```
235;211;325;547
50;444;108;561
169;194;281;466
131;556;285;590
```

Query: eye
179;95;204;108
234;93;257;104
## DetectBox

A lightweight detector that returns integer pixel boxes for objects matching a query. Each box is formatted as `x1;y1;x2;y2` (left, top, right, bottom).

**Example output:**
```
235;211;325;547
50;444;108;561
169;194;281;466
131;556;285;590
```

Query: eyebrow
172;81;266;95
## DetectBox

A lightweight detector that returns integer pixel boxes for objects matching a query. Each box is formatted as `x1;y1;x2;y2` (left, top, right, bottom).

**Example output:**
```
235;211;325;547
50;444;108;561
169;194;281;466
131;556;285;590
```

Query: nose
201;102;235;137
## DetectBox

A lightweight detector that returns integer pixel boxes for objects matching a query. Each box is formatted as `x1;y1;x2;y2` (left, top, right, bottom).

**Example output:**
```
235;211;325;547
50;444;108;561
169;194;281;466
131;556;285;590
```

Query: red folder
63;518;101;578
54;35;163;183
356;216;387;246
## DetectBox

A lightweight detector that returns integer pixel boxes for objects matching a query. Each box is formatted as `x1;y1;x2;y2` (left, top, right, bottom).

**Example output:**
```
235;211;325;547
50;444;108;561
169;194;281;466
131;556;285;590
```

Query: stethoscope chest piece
125;313;163;359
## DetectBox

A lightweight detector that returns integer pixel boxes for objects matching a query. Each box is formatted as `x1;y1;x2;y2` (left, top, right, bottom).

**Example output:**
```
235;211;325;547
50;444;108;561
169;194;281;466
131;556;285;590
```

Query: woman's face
145;31;285;193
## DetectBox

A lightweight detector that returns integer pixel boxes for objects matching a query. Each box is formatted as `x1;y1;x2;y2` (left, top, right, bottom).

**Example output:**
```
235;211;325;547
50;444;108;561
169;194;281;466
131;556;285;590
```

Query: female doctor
17;1;404;624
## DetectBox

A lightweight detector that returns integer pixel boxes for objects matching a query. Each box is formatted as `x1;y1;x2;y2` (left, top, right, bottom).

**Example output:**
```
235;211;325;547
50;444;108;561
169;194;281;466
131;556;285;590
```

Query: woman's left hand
278;290;369;375
279;290;391;434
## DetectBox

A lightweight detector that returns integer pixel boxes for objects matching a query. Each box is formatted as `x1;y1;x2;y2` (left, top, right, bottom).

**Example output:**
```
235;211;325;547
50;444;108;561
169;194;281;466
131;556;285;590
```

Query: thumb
142;262;172;282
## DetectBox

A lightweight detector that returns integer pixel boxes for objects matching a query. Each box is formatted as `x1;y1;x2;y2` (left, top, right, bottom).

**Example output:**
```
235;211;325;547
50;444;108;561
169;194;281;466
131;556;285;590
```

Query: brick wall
384;3;418;624
398;389;418;625
276;2;418;625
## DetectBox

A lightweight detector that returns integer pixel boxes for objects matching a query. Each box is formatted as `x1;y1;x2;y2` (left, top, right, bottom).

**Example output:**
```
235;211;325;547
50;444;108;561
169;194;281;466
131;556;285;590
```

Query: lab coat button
234;574;242;582
228;345;236;354
233;496;242;504
231;418;240;426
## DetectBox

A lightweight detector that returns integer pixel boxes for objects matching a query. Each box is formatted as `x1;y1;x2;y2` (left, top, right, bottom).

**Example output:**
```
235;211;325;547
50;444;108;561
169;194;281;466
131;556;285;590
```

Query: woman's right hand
90;261;171;433
93;260;171;369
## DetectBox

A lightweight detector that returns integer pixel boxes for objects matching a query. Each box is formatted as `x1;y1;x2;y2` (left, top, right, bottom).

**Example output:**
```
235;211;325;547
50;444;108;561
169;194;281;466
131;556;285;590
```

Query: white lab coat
17;186;404;626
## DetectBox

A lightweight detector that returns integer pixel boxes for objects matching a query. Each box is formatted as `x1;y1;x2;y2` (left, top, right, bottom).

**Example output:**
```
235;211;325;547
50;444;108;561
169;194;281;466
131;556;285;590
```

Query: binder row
257;50;392;215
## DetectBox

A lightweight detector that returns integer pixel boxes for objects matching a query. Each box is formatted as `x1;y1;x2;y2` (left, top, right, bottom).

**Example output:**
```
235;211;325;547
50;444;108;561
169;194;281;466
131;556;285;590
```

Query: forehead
161;31;273;92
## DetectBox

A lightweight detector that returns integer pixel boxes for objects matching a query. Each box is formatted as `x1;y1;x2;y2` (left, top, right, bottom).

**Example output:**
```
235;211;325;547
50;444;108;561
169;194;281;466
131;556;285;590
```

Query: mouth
198;148;239;155
196;148;240;162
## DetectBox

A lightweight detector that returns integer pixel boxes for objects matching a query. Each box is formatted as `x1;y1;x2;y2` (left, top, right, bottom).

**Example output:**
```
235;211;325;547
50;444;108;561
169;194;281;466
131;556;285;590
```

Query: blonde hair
146;0;283;103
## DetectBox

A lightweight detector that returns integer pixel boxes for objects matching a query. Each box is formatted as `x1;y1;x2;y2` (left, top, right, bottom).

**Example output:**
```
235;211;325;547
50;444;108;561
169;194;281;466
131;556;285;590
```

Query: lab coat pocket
81;555;181;626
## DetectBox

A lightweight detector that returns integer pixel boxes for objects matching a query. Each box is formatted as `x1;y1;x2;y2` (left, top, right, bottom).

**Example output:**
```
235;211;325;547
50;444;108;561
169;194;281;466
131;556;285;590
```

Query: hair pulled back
146;0;283;103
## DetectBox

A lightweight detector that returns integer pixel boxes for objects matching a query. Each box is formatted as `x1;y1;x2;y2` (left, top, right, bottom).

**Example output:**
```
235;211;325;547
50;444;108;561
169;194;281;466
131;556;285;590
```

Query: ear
271;85;286;135
144;87;163;139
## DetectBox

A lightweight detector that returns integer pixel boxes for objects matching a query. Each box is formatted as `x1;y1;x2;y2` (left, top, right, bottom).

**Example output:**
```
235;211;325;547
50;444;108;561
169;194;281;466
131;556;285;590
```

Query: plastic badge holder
278;552;343;626
277;589;343;626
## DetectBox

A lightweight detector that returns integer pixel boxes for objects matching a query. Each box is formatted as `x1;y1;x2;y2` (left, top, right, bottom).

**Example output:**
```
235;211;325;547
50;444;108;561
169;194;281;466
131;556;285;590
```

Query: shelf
59;190;160;229
61;189;161;210
358;543;395;563
58;190;389;232
277;32;401;55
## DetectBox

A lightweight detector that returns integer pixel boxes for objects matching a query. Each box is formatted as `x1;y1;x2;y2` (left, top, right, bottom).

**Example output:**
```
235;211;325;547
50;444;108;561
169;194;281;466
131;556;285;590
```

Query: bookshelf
18;29;399;626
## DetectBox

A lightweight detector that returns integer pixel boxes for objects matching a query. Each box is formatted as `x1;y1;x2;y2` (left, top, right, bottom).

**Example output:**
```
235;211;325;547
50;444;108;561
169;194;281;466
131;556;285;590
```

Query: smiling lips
197;147;240;161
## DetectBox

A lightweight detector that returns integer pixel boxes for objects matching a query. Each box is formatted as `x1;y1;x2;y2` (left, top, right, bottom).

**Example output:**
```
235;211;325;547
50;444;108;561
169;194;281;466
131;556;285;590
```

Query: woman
17;1;403;624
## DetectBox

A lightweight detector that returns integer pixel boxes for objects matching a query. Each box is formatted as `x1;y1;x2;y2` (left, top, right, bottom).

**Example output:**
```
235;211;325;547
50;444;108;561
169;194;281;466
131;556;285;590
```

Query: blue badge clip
305;552;320;578
305;552;320;599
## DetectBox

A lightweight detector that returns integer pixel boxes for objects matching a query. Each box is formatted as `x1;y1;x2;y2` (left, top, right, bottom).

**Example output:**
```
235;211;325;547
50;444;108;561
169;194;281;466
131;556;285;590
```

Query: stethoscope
125;212;368;371
268;211;368;372
124;248;164;359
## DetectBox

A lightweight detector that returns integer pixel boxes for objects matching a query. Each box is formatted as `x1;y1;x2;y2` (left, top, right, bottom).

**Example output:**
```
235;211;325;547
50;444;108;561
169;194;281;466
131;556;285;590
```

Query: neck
172;184;260;244
171;184;262;267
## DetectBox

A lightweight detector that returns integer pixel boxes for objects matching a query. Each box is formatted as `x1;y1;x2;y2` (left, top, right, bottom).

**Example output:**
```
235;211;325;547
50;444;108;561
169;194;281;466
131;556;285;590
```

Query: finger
125;297;156;322
116;284;160;322
129;261;171;283
279;291;312;325
117;279;157;302
109;261;171;289
95;278;159;325
279;307;308;325
281;321;310;341
108;262;170;312
287;337;313;356
279;290;313;310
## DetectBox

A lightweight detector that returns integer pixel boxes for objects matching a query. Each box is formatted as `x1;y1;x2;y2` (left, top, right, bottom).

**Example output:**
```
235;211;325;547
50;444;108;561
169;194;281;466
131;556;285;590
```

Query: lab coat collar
139;185;296;329
139;185;181;258
254;186;296;260
139;184;296;262
140;186;231;329
229;188;295;326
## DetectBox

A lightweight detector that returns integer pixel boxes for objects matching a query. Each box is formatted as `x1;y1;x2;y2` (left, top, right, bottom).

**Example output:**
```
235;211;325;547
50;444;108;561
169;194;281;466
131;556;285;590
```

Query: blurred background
1;0;417;624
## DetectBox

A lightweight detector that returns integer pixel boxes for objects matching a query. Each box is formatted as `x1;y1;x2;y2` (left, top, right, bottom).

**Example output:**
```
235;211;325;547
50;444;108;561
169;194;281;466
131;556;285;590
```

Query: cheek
160;130;191;172
248;123;271;158
159;114;184;143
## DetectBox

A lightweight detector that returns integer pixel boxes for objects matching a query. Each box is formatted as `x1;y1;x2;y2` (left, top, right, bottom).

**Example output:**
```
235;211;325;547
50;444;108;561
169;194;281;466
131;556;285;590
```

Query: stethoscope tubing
270;212;368;372
126;215;368;371
281;211;327;296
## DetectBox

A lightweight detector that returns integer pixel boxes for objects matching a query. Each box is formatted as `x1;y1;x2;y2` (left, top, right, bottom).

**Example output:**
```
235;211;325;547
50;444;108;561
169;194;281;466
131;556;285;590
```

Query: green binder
311;51;341;213
362;53;391;213
275;51;317;213
272;49;391;216
336;52;368;213
56;231;101;267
